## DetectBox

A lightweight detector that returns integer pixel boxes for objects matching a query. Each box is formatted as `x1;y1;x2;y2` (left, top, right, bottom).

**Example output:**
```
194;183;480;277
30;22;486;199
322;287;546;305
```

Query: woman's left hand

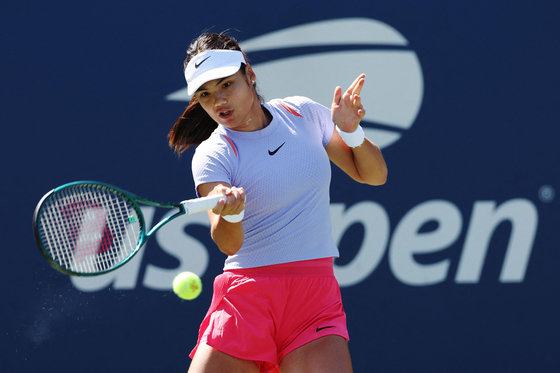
331;74;366;132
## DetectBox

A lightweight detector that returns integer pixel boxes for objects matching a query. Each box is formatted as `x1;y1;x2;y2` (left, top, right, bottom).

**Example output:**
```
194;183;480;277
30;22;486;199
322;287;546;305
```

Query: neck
245;103;271;131
258;105;273;130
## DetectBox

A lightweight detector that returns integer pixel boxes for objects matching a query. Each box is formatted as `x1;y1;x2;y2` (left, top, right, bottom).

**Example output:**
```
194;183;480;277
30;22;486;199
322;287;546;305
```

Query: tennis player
168;32;387;373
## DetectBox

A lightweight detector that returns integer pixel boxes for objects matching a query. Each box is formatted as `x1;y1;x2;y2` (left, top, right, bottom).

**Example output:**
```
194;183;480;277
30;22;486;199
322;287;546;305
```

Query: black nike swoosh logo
195;56;210;68
268;142;285;156
316;326;335;332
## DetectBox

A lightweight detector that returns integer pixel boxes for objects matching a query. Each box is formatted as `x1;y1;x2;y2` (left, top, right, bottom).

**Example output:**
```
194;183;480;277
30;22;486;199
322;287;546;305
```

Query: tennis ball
172;272;202;300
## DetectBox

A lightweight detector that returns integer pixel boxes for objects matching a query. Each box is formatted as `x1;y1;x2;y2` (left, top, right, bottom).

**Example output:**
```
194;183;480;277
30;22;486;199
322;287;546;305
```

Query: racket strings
38;186;141;274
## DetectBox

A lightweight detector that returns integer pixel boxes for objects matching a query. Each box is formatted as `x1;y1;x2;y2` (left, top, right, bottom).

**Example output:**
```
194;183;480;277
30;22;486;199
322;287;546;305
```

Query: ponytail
168;96;217;156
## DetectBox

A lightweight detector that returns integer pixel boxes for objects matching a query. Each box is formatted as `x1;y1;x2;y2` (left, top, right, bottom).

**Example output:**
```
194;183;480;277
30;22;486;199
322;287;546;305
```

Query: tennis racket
33;181;242;276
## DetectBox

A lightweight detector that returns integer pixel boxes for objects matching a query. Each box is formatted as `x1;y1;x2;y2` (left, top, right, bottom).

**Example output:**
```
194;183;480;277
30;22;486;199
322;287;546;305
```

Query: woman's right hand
211;185;246;219
198;182;246;255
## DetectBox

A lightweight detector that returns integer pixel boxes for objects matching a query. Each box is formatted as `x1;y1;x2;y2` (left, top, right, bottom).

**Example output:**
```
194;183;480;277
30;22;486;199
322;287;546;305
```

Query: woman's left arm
325;74;388;186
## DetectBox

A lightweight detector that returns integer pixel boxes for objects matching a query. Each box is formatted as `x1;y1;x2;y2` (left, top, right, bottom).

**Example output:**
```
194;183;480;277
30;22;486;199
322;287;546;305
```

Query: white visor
184;50;246;96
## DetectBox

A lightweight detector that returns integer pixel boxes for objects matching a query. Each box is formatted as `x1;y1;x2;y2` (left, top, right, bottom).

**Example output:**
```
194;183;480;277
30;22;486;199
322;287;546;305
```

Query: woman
168;32;387;373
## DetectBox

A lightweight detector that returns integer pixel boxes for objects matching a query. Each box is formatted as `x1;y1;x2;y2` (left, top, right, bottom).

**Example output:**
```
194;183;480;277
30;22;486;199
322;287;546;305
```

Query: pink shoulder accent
279;101;303;118
222;135;238;157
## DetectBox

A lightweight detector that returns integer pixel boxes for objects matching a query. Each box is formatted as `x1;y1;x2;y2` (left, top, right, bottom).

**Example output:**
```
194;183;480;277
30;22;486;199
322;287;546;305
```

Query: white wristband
336;125;365;148
222;210;244;223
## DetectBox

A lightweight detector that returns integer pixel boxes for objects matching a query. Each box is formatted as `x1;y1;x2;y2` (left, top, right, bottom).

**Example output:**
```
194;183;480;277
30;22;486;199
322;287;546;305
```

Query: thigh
188;342;260;373
276;274;348;362
278;335;353;373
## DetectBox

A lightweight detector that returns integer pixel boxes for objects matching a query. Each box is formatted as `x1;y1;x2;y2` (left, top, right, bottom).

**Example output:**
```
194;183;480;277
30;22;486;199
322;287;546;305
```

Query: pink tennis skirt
189;258;349;373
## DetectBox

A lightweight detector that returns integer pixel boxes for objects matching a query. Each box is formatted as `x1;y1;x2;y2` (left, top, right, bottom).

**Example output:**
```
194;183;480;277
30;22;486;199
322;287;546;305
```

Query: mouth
219;110;233;119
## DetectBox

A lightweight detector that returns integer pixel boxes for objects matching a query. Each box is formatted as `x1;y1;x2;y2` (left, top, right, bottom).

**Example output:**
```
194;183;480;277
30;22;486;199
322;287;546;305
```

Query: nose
214;90;228;109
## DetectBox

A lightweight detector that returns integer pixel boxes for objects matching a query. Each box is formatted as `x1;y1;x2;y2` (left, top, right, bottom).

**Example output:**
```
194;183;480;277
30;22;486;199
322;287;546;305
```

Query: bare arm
197;182;246;256
325;74;388;185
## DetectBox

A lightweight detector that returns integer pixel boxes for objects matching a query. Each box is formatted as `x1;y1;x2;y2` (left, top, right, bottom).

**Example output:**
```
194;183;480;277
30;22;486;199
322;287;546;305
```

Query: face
194;67;260;132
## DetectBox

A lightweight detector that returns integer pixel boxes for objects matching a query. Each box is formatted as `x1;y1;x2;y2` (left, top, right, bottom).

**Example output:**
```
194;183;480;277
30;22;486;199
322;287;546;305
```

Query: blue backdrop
2;1;559;372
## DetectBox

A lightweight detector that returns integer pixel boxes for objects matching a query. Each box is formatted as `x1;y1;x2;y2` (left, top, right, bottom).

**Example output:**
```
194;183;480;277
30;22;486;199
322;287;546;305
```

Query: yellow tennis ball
172;272;202;300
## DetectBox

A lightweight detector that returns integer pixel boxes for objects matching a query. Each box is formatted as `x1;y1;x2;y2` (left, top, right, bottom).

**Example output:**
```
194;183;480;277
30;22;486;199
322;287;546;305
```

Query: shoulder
267;96;328;119
193;128;239;162
267;96;319;111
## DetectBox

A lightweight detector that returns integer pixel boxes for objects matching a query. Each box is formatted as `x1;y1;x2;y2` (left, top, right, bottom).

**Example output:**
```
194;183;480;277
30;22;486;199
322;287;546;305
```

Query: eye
198;91;209;98
223;81;232;88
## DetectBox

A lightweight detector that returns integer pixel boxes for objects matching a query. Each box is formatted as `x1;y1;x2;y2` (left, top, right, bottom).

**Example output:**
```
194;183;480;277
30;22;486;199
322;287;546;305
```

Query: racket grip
181;194;226;215
180;194;245;222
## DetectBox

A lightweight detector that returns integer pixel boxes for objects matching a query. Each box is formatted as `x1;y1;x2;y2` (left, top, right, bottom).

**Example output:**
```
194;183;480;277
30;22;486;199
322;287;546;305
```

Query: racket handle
181;194;225;215
180;194;245;222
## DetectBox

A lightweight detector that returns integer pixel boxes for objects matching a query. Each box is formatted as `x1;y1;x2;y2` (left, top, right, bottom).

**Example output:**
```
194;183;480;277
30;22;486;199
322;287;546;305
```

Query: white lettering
70;198;539;292
389;200;462;286
456;199;538;283
143;212;210;290
331;202;390;287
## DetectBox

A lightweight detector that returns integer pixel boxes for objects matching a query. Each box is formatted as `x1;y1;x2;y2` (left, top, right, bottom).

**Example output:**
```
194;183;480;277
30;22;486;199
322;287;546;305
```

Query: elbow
211;225;244;256
207;210;245;256
218;243;242;256
374;178;387;186
368;177;387;186
373;170;388;186
362;167;388;186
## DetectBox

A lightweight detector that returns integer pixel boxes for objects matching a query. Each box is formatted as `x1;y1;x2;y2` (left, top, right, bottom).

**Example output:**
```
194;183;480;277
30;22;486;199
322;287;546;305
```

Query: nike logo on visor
195;56;210;68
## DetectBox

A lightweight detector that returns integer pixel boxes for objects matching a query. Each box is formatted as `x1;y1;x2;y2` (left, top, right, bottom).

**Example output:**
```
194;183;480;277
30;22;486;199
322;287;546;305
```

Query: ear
245;64;257;85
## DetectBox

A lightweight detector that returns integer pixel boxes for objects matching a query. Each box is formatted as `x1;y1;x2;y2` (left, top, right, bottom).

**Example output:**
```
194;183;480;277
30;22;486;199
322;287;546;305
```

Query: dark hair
168;32;260;156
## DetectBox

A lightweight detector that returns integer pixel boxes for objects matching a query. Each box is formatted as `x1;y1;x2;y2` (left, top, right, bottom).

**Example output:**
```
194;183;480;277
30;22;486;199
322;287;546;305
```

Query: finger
227;187;241;204
352;75;366;96
237;187;246;203
234;188;247;214
346;74;365;94
225;187;246;215
347;74;365;97
358;97;366;114
332;86;342;107
353;94;362;107
221;192;236;215
214;185;231;198
230;202;244;215
357;107;366;119
236;188;246;212
212;198;226;215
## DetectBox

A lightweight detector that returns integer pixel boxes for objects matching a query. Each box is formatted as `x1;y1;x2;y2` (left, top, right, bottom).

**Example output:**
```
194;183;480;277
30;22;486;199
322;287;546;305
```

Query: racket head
33;181;145;276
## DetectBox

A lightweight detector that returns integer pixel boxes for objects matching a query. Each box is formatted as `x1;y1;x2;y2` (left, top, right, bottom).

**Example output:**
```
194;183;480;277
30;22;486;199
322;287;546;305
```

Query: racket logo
62;202;115;264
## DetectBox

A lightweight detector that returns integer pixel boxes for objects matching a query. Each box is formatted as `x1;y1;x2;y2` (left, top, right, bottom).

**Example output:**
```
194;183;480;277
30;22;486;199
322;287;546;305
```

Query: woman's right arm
197;182;246;256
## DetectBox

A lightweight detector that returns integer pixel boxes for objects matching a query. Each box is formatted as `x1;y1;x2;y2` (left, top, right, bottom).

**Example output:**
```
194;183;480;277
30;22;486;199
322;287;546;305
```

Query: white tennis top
191;96;339;269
